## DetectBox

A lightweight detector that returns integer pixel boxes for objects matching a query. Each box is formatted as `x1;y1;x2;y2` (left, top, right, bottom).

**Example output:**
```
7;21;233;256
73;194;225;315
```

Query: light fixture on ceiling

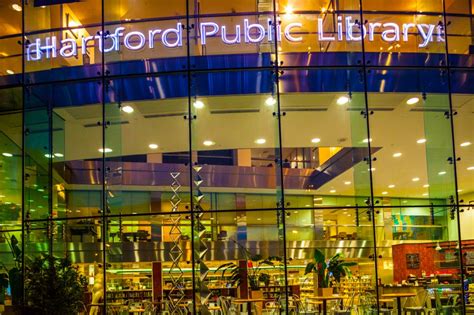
311;138;321;144
460;142;471;147
193;100;204;109
121;105;134;114
417;138;427;144
265;96;277;106
284;5;295;16
435;242;442;251
467;166;474;171
393;152;402;158
388;184;395;188
99;148;113;153
423;184;430;188
2;152;13;157
406;97;420;105
344;181;351;185
382;191;388;195
148;144;159;150
12;4;22;12
54;153;64;157
203;140;215;147
6;70;14;75
362;138;372;143
337;95;350;105
255;138;266;145
44;154;54;158
330;189;336;193
438;171;447;175
412;177;420;182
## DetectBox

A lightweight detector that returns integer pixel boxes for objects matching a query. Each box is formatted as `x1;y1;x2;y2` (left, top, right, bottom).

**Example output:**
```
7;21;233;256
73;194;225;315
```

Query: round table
234;298;266;315
382;293;417;315
308;295;345;315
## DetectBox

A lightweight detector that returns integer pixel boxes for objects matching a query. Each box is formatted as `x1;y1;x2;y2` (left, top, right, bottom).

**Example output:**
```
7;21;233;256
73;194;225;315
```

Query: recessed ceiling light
255;138;266;145
265;96;277;106
257;218;261;221
203;140;215;146
406;97;420;105
417;138;427;144
438;171;447;175
54;153;64;157
412;177;420;182
193;100;204;109
337;96;350;105
2;153;13;157
99;148;113;153
311;138;321;144
344;181;351;185
369;167;376;171
423;193;429;196
388;184;395;188
6;70;14;75
467;166;474;171
362;138;372;143
382;191;388;195
12;4;22;12
330;189;336;193
393;152;402;158
148;144;159;149
423;184;430;188
460;142;471;147
292;230;298;234
458;189;463;193
44;154;54;158
121;105;134;113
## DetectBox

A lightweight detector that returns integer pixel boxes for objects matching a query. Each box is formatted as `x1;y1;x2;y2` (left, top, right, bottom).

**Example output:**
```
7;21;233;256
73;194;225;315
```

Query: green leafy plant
24;254;87;315
304;249;357;288
215;240;283;290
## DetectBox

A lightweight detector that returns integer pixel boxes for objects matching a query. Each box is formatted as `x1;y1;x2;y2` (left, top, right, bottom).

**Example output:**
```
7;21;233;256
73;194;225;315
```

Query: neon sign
27;17;445;61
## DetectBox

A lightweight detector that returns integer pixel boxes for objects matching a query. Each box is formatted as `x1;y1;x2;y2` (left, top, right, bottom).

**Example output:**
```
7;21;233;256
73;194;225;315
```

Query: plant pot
250;289;264;299
318;287;334;297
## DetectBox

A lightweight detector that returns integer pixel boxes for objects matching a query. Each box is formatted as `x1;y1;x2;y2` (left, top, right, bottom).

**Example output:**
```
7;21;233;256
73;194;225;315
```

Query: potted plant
23;254;88;315
305;249;357;297
215;240;283;297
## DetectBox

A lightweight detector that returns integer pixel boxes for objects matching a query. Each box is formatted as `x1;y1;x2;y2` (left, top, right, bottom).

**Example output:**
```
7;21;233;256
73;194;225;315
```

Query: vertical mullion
185;0;197;313
441;0;466;311
357;0;381;311
101;0;107;312
21;0;26;311
270;0;290;312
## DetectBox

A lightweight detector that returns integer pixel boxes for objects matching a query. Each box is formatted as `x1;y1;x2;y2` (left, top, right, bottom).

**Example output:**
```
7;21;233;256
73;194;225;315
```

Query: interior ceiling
48;91;474;198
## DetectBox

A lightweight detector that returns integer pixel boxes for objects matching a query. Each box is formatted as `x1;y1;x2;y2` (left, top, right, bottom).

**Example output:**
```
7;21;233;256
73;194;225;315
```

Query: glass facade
0;0;473;314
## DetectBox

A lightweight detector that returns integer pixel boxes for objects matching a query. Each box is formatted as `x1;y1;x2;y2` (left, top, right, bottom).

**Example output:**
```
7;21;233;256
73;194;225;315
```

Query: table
382;293;417;315
234;298;266;315
308;295;345;315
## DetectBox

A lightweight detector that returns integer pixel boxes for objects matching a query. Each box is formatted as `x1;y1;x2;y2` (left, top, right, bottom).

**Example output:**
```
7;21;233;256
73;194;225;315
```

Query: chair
403;291;435;314
333;292;355;315
434;292;461;315
218;296;233;315
262;301;280;314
